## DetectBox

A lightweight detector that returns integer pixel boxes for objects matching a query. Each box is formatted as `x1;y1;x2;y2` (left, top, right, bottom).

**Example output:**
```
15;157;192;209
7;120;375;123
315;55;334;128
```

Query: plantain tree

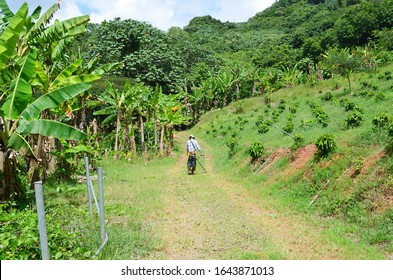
0;0;100;201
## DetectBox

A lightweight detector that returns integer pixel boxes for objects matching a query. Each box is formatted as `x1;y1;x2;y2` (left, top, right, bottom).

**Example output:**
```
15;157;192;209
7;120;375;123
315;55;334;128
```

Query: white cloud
6;0;275;31
212;0;275;23
56;1;84;20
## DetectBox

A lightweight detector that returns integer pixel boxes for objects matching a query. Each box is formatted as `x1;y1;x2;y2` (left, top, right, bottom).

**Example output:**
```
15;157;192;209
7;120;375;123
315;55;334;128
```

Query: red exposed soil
290;144;317;169
360;150;385;174
261;147;290;171
284;144;317;176
255;144;317;176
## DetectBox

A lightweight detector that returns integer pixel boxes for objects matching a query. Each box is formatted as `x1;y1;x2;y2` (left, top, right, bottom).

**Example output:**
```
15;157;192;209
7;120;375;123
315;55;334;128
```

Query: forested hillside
67;0;393;157
1;0;393;260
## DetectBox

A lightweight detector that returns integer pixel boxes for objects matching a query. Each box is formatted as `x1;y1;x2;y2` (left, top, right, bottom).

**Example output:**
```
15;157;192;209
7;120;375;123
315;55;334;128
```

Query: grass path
141;132;380;260
102;132;384;260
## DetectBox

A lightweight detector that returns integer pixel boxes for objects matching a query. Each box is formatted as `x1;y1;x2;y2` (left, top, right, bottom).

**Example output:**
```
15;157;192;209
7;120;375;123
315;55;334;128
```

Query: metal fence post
98;167;106;242
34;181;50;260
84;156;93;215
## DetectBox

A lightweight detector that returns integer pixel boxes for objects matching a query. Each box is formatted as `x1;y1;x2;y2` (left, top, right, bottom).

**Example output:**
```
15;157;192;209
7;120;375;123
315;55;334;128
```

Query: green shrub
291;135;305;151
282;121;294;134
257;123;270;134
289;103;299;114
345;111;365;128
248;142;265;160
255;115;264;126
307;100;329;127
372;113;391;130
388;123;393;137
315;134;337;157
321;91;334;101
226;138;239;157
0;203;96;260
299;119;314;130
375;92;387;101
340;98;357;111
235;101;244;114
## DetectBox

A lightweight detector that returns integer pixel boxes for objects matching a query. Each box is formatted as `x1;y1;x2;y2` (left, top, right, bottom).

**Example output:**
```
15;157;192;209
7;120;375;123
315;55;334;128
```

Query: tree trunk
167;124;174;155
48;137;56;172
129;116;136;155
234;81;240;100
79;96;87;131
120;115;128;153
30;134;44;188
139;114;146;153
252;80;257;97
154;110;158;151
91;118;99;146
159;124;165;155
347;75;352;94
114;109;122;159
0;150;21;202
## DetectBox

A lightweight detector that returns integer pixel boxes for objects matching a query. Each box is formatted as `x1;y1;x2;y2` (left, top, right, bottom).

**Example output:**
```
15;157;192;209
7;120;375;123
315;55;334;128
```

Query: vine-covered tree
86;18;185;93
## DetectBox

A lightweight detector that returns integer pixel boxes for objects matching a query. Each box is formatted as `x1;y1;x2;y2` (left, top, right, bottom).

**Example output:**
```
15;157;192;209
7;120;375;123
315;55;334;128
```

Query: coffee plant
226;138;239;157
248;142;265;160
345;111;365;128
315;134;337;157
291;135;305;151
372;112;391;130
307;100;329;127
283;121;294;134
257;123;270;134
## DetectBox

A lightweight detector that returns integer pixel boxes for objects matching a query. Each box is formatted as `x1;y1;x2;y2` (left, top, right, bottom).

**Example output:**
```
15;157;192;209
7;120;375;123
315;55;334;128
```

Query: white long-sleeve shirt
186;139;202;153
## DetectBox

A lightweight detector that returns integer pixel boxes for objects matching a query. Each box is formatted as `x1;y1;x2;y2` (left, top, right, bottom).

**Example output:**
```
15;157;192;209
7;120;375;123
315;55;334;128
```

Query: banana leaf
22;1;61;46
56;74;101;89
0;0;14;19
37;16;89;45
20;82;92;121
17;119;86;140
51;37;75;61
92;62;124;75
2;51;36;120
50;59;83;90
31;60;50;91
0;3;27;68
7;132;37;160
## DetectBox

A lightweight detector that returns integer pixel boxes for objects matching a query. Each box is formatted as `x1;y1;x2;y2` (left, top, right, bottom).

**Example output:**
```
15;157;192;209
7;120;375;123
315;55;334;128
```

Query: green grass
96;157;177;259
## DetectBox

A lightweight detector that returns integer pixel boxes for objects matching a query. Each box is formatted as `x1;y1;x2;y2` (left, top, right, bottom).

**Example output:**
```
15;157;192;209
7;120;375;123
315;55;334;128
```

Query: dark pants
188;153;196;172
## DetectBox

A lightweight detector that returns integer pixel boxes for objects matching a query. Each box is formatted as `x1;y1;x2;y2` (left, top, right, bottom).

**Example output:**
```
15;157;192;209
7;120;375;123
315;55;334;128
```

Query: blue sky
8;0;276;31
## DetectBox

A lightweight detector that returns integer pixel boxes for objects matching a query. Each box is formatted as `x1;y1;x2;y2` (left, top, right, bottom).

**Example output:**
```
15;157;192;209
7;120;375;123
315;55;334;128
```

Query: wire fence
34;157;108;260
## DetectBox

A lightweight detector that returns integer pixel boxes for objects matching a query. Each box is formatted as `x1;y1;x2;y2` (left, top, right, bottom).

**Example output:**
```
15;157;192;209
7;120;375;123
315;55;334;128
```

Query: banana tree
159;95;189;154
150;85;164;149
0;0;101;200
214;70;235;108
131;83;151;154
0;50;95;199
94;80;129;158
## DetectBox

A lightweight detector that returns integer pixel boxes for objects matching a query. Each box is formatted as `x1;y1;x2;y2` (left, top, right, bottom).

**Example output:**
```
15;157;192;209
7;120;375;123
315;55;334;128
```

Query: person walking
186;135;203;174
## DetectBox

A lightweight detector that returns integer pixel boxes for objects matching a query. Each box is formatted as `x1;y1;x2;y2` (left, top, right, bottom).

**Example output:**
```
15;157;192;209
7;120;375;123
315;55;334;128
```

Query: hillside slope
189;65;393;257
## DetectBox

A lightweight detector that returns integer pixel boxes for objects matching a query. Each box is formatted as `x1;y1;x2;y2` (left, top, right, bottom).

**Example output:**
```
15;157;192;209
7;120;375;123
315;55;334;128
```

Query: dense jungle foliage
1;0;393;259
